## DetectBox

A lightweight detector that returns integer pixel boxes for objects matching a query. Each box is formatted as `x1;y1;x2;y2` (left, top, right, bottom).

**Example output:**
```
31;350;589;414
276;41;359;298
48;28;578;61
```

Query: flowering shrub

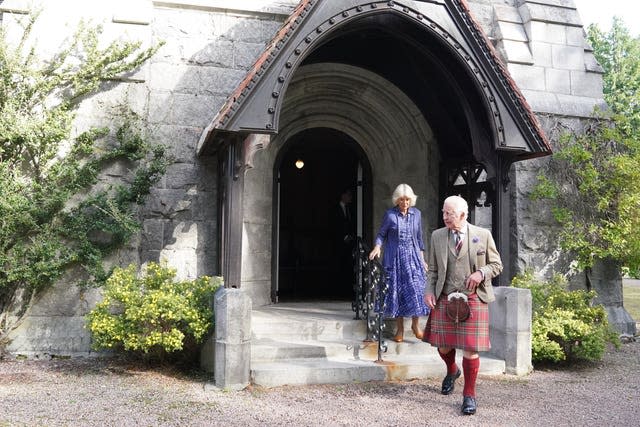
87;262;222;358
512;271;620;364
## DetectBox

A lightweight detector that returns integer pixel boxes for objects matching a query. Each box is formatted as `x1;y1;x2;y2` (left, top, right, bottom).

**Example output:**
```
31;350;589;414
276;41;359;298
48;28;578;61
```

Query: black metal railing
351;236;388;362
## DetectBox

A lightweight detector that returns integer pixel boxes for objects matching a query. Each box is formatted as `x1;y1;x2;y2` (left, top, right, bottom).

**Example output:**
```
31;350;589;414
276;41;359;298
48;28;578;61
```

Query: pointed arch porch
197;0;551;293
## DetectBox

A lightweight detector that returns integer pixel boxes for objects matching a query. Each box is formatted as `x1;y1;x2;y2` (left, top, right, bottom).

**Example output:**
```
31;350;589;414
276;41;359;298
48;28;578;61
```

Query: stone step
251;302;429;341
251;319;368;341
249;302;506;387
251;305;368;341
251;337;439;362
251;353;506;388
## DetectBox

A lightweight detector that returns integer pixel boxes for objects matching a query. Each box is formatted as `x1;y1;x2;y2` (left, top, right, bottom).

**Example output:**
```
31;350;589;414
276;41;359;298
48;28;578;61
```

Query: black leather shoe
440;369;461;395
461;396;477;415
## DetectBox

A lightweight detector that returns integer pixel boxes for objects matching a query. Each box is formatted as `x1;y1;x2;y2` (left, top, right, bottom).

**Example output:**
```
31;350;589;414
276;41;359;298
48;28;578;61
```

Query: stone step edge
251;338;440;362
250;355;506;387
251;354;506;371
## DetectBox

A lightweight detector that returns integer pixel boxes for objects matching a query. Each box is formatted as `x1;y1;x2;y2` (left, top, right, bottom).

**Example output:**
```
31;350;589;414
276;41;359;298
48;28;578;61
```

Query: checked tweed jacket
426;223;503;303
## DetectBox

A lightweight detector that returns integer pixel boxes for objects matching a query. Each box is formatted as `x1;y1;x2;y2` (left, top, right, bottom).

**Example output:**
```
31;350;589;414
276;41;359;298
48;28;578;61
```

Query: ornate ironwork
446;162;494;208
352;237;388;362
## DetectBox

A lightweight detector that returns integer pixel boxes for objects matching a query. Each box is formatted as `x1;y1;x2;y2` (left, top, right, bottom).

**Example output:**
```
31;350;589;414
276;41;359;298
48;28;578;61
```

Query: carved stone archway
265;62;437;303
198;0;551;290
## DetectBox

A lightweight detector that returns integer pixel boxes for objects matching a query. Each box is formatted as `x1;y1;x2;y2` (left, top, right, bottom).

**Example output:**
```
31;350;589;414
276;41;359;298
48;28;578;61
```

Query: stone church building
2;0;634;383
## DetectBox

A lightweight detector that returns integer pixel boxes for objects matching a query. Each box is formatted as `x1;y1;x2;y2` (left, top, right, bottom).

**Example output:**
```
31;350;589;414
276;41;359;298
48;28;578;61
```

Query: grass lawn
623;283;640;323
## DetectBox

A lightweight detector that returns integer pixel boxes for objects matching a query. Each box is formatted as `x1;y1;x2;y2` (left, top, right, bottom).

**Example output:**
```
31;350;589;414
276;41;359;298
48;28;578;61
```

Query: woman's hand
368;245;381;260
424;293;436;309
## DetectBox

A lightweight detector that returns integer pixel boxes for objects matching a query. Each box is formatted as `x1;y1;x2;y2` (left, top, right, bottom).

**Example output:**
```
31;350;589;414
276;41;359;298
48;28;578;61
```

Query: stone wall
2;0;626;355
1;0;297;355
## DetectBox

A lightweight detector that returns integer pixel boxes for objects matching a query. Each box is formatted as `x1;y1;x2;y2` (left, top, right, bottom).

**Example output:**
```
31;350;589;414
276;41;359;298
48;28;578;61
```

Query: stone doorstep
251;337;439;362
251;302;429;341
250;354;506;388
249;302;505;387
250;320;368;341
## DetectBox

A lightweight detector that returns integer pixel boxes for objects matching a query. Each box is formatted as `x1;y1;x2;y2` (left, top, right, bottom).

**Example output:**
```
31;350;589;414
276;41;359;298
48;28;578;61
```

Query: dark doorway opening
277;128;363;301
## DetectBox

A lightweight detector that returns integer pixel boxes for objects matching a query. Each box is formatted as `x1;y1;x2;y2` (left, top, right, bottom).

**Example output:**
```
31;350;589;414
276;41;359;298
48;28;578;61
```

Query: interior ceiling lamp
295;158;304;169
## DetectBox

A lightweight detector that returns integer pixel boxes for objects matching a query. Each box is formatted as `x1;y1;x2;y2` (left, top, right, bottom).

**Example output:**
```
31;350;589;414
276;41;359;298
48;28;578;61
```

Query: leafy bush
87;263;222;361
512;271;620;364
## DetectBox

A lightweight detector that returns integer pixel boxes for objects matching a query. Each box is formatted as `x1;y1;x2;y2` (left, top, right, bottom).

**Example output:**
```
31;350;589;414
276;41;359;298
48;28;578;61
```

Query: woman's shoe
392;331;404;342
412;325;424;340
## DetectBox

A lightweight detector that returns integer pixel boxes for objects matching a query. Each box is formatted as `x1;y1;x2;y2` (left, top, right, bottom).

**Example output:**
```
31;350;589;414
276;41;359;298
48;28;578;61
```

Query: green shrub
512;271;620;364
87;262;222;360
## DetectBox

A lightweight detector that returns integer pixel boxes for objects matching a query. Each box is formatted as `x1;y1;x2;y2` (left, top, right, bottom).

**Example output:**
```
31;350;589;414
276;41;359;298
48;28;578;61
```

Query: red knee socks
438;349;458;375
462;357;479;397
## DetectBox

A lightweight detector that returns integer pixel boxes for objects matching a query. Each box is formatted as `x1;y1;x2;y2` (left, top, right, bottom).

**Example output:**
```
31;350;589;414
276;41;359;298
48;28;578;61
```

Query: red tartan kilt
422;293;490;352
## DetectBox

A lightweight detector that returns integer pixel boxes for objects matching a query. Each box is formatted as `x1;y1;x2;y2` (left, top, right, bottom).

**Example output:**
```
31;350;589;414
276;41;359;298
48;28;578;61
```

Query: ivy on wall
0;11;168;345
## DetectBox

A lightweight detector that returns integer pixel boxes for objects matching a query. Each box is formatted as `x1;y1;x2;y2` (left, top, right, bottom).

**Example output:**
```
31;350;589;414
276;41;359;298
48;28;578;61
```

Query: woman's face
396;196;411;213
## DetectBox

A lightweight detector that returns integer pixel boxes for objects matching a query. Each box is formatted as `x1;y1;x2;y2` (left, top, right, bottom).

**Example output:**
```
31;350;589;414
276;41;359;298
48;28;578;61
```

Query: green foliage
0;11;167;335
512;271;620;364
0;12;163;174
587;18;640;133
531;19;640;273
0;121;169;314
531;118;640;272
87;263;222;358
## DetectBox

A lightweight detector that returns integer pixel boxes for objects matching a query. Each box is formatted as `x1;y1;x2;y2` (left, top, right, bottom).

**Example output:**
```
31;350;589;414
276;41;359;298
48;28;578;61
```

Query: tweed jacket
426;223;502;303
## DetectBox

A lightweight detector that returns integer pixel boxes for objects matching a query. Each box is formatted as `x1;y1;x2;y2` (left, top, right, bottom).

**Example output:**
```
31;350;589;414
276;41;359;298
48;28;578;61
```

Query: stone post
587;259;637;336
213;287;252;390
489;287;532;375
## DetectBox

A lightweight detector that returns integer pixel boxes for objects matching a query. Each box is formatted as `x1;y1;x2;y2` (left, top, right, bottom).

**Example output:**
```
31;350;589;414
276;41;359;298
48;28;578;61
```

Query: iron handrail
351;236;388;362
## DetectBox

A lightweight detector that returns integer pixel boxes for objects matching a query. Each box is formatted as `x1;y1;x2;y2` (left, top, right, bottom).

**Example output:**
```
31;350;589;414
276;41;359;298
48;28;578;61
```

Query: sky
573;0;640;36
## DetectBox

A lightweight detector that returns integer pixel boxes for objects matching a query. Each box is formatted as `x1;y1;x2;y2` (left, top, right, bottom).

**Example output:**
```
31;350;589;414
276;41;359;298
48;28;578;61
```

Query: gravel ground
1;341;638;427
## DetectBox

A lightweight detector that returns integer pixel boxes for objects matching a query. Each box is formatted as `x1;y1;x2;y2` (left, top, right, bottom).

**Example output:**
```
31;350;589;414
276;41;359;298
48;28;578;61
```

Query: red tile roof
206;0;316;134
201;0;550;158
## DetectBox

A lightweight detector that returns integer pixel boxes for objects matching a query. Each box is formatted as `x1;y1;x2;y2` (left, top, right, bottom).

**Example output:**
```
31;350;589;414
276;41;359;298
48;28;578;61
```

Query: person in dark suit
331;189;355;295
423;195;503;415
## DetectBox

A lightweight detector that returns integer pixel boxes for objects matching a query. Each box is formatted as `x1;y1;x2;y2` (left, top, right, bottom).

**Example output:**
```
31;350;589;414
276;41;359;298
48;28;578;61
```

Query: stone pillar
489;287;532;375
587;259;637;336
213;288;252;390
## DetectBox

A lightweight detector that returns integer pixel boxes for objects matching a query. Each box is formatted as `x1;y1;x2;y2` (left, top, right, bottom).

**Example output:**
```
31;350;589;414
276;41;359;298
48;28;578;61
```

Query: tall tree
533;18;640;273
588;18;640;133
531;18;640;333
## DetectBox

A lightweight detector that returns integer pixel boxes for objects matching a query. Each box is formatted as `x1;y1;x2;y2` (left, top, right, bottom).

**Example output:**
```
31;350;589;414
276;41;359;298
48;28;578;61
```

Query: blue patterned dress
374;207;430;318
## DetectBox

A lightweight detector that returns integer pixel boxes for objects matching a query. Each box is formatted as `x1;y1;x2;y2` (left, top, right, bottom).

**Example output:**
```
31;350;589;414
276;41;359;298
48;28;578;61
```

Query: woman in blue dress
368;183;430;342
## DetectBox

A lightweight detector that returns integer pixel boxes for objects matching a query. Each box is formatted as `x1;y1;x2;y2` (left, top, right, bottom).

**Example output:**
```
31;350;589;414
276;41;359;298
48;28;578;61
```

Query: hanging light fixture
295;158;304;169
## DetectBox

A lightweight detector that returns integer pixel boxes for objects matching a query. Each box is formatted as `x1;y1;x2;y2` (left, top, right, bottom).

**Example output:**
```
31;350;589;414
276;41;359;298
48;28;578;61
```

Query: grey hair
391;183;417;207
443;195;468;215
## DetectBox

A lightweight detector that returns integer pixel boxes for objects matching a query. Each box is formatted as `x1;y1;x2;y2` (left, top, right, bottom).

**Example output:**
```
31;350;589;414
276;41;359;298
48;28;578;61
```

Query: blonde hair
392;183;417;207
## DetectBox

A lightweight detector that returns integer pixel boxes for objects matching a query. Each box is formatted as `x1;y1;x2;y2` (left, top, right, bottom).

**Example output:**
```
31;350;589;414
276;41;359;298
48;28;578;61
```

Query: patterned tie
455;231;463;255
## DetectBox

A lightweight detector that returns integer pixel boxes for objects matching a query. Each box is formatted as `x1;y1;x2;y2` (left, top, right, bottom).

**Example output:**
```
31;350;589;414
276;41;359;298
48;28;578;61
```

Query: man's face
442;201;466;231
342;191;352;204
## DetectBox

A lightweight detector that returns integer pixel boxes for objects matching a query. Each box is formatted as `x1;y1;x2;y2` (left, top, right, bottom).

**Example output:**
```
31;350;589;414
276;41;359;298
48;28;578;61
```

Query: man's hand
465;271;483;291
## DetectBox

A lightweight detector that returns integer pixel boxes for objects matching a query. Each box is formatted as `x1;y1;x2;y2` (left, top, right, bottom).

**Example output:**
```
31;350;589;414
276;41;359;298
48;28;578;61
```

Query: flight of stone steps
250;302;505;387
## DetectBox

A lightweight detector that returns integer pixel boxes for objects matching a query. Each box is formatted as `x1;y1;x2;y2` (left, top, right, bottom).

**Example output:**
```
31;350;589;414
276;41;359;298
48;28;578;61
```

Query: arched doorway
198;1;551;297
269;62;436;304
274;128;367;301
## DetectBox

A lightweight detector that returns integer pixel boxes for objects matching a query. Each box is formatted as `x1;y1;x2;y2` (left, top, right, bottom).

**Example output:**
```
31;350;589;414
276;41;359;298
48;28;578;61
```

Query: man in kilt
423;195;503;415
